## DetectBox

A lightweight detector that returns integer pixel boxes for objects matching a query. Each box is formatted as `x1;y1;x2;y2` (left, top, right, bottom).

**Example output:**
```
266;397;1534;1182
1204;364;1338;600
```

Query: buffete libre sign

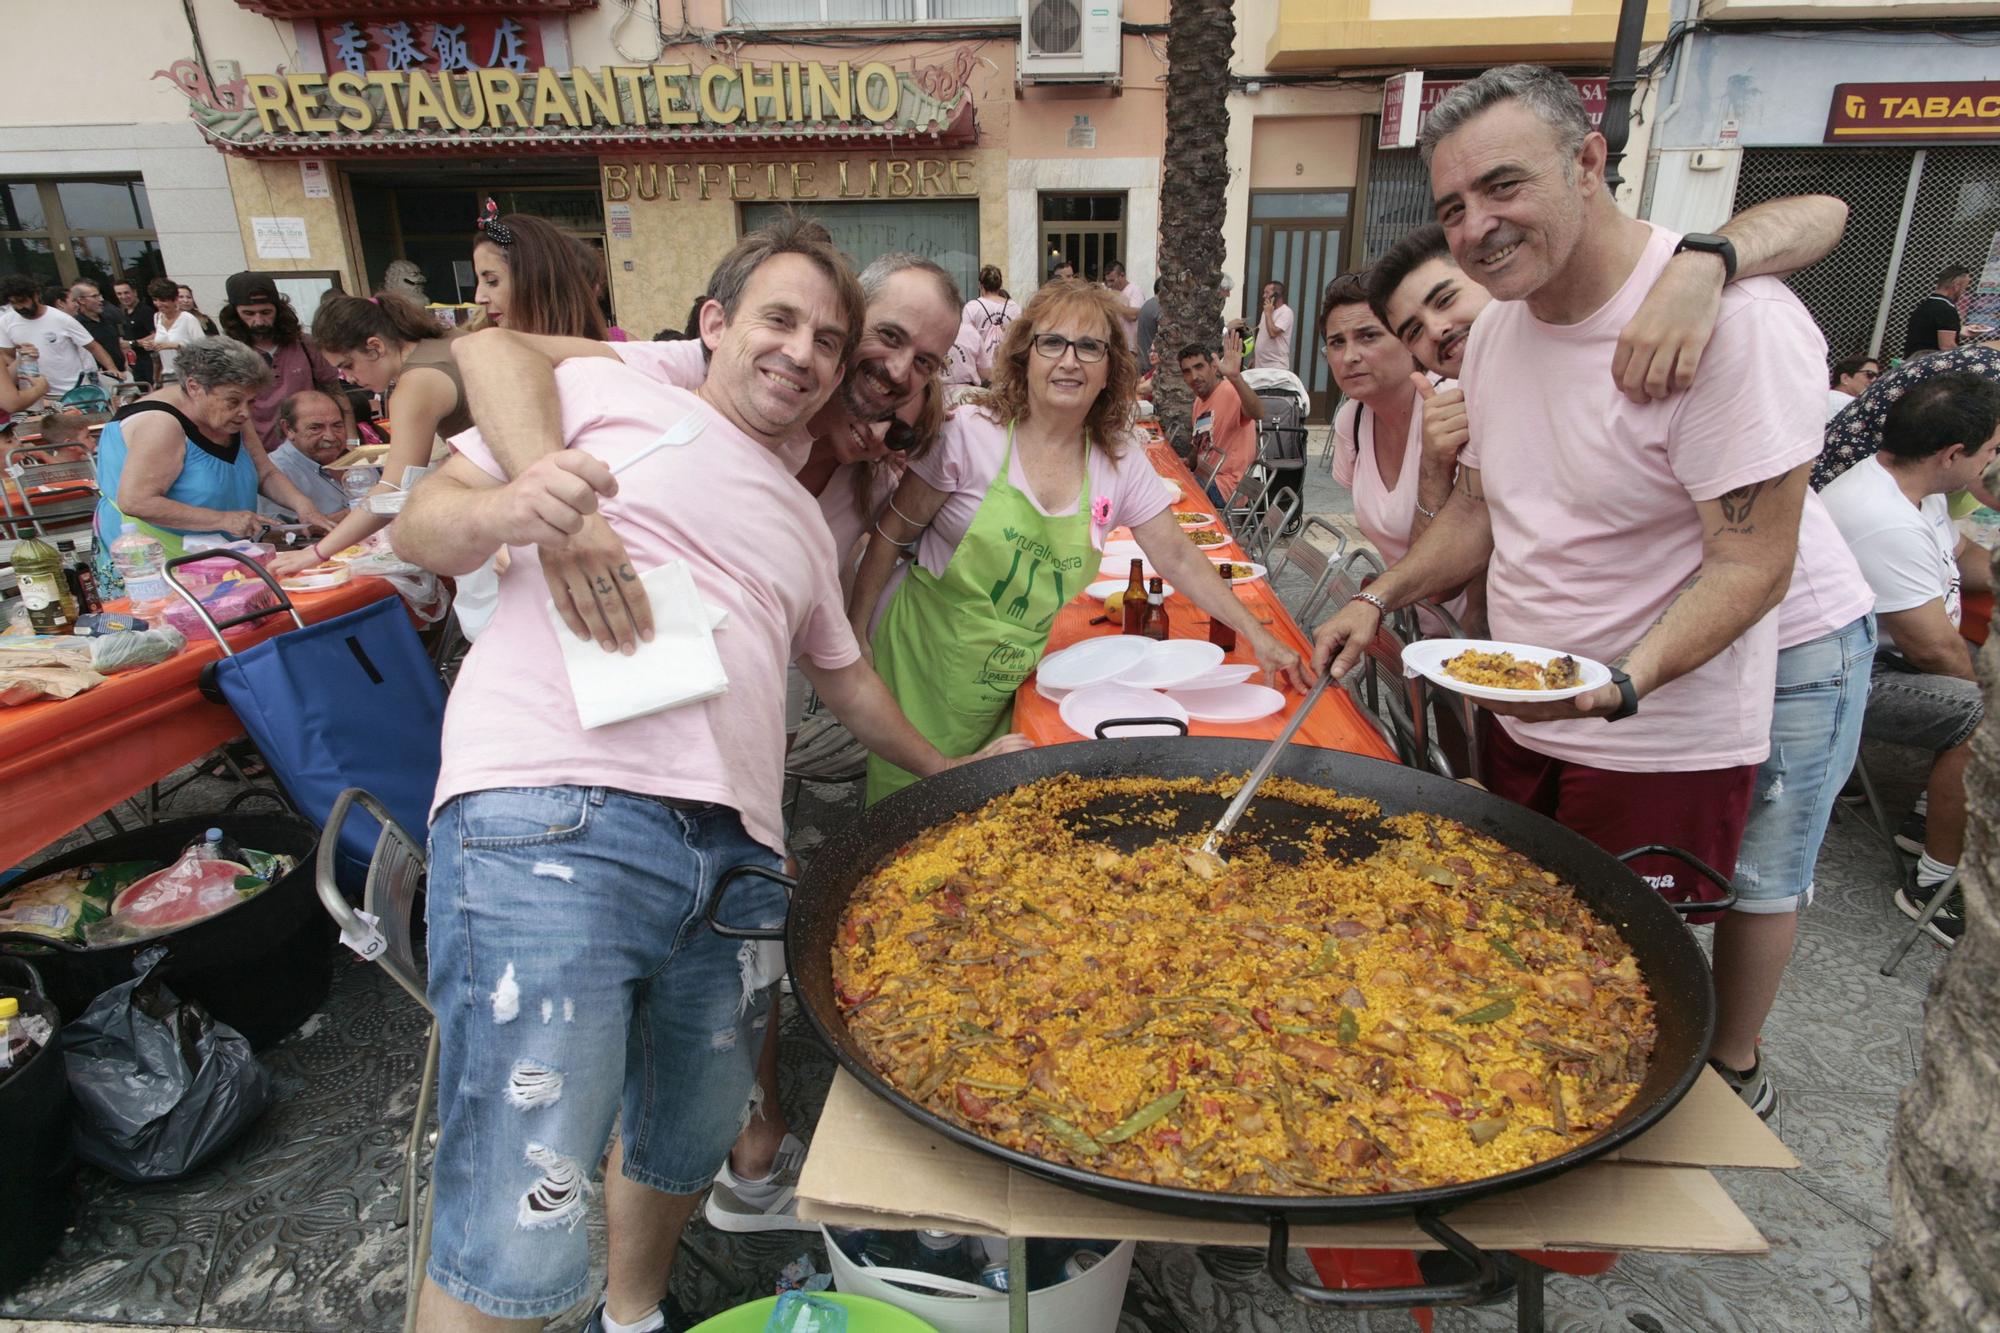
1825;82;2000;143
604;158;977;203
239;60;914;136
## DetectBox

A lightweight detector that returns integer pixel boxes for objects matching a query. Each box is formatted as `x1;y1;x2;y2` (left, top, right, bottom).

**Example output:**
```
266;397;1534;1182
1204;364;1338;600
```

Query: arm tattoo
1615;574;1702;671
1457;471;1486;504
1714;480;1766;536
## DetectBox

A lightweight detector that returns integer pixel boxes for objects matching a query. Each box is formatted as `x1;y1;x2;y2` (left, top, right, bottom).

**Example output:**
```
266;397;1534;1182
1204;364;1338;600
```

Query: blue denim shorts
1734;615;1875;914
423;786;788;1320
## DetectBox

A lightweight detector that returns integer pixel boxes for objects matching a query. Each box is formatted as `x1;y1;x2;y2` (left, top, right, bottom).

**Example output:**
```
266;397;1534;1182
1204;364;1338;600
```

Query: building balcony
1266;0;1671;72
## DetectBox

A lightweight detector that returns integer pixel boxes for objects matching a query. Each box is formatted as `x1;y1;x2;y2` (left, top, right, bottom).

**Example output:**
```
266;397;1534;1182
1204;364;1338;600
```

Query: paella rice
1442;650;1581;692
835;774;1654;1197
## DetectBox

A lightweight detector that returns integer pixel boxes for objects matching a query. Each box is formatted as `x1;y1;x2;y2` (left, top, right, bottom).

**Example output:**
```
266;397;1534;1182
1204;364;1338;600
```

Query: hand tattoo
618;564;637;582
595;577;613;595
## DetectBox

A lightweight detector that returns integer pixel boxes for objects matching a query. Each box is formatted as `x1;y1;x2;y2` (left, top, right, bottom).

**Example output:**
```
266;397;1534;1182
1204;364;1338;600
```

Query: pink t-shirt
1460;224;1827;771
1331;387;1469;622
434;357;860;855
1115;281;1144;351
818;459;898;598
611;339;815;474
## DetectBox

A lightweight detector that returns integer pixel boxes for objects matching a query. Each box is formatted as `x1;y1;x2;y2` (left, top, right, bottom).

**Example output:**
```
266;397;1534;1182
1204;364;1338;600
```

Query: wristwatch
1606;668;1640;722
1672;233;1738;285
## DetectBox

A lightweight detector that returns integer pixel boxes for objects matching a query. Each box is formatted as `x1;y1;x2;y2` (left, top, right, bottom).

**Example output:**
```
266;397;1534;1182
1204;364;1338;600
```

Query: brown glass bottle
1121;557;1148;634
1139;577;1170;641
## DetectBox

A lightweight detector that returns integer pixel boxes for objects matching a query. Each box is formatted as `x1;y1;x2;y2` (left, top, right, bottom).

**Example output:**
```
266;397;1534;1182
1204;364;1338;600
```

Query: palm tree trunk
1151;0;1236;455
1873;569;2000;1329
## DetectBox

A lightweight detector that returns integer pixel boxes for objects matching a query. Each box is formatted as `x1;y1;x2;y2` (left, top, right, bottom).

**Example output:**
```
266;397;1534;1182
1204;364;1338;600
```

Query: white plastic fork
612;413;707;475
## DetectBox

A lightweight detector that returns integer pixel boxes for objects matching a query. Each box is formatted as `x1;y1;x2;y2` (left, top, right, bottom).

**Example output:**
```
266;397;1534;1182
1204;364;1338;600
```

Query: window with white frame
729;0;1014;26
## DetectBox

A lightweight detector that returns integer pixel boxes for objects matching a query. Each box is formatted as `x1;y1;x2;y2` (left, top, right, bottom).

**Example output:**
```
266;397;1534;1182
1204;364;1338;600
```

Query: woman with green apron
851;280;1308;803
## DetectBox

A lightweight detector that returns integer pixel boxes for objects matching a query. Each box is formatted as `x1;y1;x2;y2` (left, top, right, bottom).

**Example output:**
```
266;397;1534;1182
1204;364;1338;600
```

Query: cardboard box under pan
797;1068;1796;1254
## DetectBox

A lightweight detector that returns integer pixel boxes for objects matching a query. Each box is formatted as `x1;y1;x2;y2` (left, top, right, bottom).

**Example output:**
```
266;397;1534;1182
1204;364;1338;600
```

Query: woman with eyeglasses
849;279;1309;803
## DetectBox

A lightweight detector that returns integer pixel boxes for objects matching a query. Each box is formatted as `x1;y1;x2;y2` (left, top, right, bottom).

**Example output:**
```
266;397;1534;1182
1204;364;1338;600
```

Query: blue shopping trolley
166;550;444;894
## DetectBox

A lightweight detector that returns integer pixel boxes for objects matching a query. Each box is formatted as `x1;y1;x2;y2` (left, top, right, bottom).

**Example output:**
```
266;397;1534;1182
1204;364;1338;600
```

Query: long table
1012;436;1395;760
0;577;398;869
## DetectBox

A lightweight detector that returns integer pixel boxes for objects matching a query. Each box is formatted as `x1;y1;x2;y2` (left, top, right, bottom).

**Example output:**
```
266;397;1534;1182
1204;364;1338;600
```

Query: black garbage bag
59;950;271;1182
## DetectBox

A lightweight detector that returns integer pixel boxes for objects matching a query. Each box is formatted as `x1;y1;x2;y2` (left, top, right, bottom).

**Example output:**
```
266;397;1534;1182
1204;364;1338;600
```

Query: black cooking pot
711;738;1731;1312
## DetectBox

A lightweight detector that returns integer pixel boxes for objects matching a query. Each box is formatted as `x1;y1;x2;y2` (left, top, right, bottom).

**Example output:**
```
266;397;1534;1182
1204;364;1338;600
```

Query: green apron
867;424;1095;803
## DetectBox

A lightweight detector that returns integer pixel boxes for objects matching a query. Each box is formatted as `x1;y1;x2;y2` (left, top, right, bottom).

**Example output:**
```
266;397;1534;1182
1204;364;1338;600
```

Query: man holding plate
1313;66;1831;978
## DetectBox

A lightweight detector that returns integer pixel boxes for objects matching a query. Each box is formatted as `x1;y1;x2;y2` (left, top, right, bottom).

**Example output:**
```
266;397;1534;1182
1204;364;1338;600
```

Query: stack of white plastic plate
1058;683;1190;739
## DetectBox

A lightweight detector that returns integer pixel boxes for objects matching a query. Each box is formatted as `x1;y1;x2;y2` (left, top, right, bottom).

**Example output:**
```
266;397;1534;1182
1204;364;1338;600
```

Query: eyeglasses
1031;334;1109;363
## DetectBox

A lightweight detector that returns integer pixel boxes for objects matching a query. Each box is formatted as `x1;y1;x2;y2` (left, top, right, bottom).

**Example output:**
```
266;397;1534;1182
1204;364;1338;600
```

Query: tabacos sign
1825;82;2000;143
239;59;914;136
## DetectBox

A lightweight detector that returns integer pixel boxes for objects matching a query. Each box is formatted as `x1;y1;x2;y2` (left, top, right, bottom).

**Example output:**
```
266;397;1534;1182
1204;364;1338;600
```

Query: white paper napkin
549;560;730;730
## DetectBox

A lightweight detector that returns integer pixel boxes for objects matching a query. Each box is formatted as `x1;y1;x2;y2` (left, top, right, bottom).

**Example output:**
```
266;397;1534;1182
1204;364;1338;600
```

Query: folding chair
1402;598;1481;780
1267;515;1348;627
315;788;434;1333
1322;547;1386;622
1353;611;1434;769
784;695;868;828
1194;446;1228;502
1244;487;1301;566
1221;472;1268;542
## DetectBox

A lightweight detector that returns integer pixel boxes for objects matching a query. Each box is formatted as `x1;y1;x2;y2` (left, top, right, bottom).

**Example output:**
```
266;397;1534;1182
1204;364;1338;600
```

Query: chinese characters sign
316;16;543;75
1825;82;2000;143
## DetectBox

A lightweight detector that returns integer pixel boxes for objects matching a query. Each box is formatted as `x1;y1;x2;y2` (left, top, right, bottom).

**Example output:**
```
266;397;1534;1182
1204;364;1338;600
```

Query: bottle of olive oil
12;533;77;634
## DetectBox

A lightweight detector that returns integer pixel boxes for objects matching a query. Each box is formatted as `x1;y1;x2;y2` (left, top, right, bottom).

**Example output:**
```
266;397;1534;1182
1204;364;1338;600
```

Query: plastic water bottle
189;827;246;864
111;522;171;617
0;994;55;1086
343;466;379;510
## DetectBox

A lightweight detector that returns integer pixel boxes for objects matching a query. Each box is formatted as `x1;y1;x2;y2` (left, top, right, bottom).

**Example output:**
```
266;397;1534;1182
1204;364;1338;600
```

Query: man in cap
218;271;352;452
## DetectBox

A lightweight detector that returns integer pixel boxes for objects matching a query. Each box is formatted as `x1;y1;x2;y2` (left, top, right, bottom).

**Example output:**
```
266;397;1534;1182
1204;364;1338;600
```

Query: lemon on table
1104;590;1128;623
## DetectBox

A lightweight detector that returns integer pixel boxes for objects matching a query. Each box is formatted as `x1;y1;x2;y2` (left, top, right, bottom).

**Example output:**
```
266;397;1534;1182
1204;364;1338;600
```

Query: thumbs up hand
1414;375;1470;462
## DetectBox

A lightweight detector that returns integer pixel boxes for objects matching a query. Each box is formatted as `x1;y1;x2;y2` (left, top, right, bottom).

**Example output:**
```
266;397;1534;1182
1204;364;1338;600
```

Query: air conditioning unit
1018;0;1121;86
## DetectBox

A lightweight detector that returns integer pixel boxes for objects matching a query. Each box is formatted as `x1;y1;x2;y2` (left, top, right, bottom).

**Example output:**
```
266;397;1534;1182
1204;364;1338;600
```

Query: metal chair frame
1267;516;1348;628
3;440;97;537
1221;470;1269;542
1399;598;1481;780
1244;487;1301;567
315;788;435;1333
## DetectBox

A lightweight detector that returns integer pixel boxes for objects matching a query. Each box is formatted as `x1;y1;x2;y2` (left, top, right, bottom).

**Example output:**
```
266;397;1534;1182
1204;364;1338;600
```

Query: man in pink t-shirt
391;218;1024;1333
1180;327;1264;505
1315;64;1823;1042
1366;198;1872;1118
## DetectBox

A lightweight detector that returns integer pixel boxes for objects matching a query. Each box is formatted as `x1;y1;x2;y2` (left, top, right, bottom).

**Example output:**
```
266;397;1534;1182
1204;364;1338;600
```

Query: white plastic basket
819;1227;1133;1333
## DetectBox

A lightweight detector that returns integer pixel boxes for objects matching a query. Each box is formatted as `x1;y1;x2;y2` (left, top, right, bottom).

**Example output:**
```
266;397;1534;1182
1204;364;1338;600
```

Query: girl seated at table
92;336;340;594
848;279;1307;803
269;292;471;577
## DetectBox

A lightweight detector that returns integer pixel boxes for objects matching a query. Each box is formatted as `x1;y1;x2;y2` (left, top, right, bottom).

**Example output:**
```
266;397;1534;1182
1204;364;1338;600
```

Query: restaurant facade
2;0;1177;342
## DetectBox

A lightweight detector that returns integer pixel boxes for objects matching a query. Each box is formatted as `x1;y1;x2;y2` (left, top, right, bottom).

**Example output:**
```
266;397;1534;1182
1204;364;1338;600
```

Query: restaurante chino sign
240;60;911;135
1825;81;2000;143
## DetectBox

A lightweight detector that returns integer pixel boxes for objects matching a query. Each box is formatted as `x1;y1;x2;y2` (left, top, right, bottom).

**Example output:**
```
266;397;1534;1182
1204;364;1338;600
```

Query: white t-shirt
1;307;99;392
437;358;860;856
1253;303;1295;371
152;310;206;378
1826;388;1857;421
1820;454;1960;653
1459;224;1828;772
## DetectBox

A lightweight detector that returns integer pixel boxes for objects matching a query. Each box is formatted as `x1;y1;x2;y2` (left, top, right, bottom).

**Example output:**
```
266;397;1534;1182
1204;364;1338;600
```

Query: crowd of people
3;55;1996;1333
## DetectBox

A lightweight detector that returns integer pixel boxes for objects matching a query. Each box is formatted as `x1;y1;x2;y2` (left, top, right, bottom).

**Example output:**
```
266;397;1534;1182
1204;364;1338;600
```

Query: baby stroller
1243;368;1311;536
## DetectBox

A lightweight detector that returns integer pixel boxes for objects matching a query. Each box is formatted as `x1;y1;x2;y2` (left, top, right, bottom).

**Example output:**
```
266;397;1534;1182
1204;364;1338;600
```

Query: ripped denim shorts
424;786;787;1320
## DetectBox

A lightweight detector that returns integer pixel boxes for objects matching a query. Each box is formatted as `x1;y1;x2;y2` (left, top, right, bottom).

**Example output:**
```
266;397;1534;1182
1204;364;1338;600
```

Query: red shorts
1479;716;1755;924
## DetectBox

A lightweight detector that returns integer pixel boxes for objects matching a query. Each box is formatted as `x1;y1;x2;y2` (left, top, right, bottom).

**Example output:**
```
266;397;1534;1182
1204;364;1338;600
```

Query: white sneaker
704;1133;812;1233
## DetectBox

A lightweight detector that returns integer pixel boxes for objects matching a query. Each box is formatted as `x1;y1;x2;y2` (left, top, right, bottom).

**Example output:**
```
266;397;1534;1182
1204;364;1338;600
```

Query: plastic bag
87;626;186;673
0;861;153;943
763;1292;848;1333
60;951;271;1181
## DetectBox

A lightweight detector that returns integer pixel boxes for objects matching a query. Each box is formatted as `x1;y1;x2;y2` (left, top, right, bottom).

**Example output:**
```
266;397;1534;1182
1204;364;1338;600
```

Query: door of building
1040;192;1126;285
1244;189;1351;421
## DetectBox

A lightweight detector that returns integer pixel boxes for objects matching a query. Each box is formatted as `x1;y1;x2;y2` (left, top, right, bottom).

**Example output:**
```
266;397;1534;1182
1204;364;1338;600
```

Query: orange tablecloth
0;577;398;869
1964;589;1991;646
1013;437;1395;760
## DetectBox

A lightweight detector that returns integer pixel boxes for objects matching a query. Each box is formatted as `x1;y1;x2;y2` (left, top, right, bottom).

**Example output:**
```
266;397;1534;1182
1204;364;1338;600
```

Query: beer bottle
1121;558;1147;634
1140;577;1169;641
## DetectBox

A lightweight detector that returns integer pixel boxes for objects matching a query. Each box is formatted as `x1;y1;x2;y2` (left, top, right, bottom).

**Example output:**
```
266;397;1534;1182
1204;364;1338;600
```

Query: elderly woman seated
92;336;338;594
